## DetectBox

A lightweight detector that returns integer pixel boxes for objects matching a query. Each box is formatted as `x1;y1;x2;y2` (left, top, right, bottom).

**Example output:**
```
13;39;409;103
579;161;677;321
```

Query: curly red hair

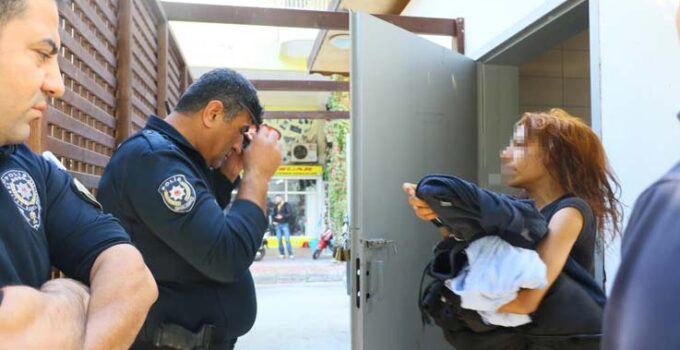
517;108;622;241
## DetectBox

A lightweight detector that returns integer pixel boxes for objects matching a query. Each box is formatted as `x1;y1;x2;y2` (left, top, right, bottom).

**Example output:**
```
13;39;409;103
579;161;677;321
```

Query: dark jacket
417;175;604;350
273;202;294;225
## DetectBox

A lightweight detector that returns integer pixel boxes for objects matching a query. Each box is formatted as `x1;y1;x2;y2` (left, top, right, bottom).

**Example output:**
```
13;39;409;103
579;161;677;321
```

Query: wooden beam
27;112;48;153
180;66;190;93
157;21;170;117
263;111;349;120
456;18;465;55
251;80;348;92
307;28;327;73
115;0;133;145
163;3;459;36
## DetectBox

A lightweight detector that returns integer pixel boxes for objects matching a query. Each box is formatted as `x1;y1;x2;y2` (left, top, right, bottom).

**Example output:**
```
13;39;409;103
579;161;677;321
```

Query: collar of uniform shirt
0;145;17;158
146;115;208;167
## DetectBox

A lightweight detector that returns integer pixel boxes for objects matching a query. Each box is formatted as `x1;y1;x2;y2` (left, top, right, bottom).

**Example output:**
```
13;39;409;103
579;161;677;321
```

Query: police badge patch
1;170;41;230
158;174;196;213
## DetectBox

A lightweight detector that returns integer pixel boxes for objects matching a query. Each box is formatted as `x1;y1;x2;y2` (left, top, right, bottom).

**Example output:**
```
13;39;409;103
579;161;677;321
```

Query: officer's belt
152;323;215;350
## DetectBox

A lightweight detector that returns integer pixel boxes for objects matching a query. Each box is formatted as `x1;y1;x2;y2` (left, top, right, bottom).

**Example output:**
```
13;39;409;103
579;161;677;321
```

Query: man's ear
201;100;225;128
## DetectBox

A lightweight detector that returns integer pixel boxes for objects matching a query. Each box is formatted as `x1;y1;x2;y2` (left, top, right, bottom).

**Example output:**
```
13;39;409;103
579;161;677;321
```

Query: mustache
32;93;48;106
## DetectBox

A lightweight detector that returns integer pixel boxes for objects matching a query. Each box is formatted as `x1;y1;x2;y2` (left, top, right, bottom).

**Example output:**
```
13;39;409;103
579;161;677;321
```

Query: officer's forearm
0;284;88;350
236;172;270;212
83;244;158;350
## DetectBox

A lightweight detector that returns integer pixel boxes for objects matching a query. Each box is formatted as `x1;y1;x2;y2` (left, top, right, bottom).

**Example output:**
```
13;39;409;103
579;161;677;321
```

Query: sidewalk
237;282;350;350
249;246;347;285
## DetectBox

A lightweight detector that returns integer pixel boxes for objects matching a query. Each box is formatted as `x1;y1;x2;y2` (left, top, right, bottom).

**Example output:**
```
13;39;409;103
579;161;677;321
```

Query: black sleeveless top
540;195;597;275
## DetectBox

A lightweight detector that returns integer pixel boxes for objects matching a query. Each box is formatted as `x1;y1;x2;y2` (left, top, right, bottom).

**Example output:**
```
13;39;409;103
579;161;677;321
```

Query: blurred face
500;125;549;188
0;0;65;146
275;195;283;204
205;110;254;168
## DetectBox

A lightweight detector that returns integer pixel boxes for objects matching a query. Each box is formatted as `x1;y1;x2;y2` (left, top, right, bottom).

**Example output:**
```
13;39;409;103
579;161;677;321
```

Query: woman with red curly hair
405;108;622;348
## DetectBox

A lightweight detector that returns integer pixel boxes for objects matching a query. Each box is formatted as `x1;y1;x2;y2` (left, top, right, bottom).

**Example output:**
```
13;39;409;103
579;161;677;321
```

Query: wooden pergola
162;2;465;120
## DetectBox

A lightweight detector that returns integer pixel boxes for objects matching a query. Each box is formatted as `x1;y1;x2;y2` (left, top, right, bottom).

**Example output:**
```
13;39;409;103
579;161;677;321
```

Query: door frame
475;0;605;286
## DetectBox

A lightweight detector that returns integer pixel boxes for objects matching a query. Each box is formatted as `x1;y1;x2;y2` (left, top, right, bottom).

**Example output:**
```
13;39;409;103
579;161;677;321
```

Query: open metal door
350;11;477;350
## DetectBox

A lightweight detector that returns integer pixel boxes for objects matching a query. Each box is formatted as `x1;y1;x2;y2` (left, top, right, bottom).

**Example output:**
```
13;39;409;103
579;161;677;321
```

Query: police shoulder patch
72;177;102;210
1;170;41;230
158;174;196;213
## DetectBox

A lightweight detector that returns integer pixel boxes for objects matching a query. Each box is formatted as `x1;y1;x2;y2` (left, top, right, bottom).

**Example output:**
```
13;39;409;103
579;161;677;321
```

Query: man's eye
37;51;50;62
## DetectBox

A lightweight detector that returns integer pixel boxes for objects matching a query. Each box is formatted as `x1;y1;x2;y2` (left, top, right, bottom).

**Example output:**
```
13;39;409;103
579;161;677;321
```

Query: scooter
312;228;334;260
254;232;269;262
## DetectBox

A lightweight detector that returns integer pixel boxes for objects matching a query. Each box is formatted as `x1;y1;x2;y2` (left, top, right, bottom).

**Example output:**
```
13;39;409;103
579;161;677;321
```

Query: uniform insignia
158;174;196;213
1;170;41;230
72;177;102;210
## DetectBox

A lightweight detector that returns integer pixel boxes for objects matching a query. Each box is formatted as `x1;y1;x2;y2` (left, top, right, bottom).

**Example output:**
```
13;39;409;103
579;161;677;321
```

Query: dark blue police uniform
97;116;268;349
602;161;680;349
0;144;131;291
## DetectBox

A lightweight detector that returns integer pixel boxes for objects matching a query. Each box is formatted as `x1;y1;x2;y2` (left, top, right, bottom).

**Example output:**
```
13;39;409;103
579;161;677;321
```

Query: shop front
267;165;325;243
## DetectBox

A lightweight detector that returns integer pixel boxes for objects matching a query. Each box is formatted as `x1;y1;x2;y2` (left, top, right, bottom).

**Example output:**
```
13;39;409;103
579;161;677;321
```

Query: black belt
131;323;236;350
132;341;234;350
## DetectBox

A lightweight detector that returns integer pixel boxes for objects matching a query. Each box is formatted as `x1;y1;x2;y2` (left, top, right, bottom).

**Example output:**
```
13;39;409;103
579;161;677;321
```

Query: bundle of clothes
416;175;605;350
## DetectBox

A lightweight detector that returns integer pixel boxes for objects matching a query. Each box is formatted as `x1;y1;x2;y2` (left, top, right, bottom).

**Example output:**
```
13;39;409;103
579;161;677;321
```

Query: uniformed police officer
601;6;680;350
0;0;158;349
97;68;282;350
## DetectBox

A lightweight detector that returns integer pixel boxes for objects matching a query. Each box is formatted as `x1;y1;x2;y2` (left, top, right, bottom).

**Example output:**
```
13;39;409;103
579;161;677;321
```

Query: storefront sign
275;165;323;176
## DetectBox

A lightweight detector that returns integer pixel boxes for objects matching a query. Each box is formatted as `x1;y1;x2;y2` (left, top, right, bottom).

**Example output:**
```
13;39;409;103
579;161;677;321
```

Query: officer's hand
220;144;245;183
243;125;282;180
402;183;438;221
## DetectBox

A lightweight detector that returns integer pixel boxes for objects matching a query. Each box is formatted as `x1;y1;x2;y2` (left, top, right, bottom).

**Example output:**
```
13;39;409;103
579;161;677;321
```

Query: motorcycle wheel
254;247;266;261
312;249;322;260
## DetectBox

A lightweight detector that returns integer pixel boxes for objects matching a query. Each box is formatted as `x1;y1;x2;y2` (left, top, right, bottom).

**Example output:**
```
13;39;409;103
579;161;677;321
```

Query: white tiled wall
519;30;591;124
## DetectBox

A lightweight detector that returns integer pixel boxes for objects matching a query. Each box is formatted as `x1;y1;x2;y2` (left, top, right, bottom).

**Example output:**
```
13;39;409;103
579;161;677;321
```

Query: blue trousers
275;223;293;255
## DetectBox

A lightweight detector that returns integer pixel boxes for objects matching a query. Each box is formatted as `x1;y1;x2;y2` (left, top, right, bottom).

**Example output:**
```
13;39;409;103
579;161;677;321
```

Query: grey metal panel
477;64;519;194
350;11;477;350
479;0;588;66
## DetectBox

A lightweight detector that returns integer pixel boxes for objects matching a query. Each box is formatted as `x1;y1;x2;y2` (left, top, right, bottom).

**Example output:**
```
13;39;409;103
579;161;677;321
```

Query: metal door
350;11;477;350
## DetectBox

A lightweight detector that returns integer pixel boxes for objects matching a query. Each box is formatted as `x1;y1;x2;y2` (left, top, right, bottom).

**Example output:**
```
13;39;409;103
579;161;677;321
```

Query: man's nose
500;146;513;160
43;60;65;98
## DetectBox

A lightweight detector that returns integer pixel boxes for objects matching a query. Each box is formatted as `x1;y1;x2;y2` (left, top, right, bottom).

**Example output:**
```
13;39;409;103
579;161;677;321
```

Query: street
237;281;351;350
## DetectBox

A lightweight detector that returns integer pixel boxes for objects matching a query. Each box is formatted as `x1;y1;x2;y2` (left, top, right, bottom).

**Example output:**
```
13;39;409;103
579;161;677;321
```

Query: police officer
601;6;680;349
97;68;282;350
0;0;158;349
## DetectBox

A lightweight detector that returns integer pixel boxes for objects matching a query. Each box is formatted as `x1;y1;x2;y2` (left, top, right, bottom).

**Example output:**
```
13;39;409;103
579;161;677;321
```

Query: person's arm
404;182;583;314
212;169;240;209
40;156;157;350
82;244;158;350
125;127;281;284
214;147;244;209
0;279;90;350
496;207;583;314
237;126;281;211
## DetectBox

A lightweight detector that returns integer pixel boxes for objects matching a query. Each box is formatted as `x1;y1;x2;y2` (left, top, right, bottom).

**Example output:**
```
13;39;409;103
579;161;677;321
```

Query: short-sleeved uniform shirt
0;144;131;290
602;161;680;349
97;116;268;346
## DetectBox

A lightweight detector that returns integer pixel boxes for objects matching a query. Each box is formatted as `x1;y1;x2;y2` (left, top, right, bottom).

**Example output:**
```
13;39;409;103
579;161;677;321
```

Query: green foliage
324;88;350;236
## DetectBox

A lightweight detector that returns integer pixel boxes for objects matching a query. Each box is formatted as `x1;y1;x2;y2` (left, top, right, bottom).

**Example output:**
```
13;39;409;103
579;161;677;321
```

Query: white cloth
445;235;547;327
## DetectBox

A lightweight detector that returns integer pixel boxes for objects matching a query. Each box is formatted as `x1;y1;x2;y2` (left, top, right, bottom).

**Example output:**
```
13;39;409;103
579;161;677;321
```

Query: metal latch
360;238;397;254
